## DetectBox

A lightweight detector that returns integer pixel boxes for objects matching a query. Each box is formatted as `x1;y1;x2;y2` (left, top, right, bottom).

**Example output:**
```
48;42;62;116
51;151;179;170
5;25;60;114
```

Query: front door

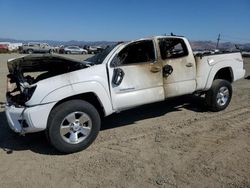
108;40;164;110
158;37;196;97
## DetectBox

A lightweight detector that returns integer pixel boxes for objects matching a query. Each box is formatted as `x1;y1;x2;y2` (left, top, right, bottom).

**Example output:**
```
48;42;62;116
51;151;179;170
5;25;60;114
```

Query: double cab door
108;37;196;110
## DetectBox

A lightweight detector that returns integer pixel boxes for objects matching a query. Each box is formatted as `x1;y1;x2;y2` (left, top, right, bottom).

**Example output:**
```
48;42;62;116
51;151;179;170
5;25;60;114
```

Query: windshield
85;44;117;64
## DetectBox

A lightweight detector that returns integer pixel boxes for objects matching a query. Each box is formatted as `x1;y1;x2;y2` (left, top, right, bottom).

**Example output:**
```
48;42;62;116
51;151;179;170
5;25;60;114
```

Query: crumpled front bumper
5;102;56;134
5;105;24;133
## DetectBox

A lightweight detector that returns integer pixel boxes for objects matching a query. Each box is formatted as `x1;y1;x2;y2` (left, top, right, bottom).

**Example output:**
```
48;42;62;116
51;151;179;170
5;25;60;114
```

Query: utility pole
216;34;221;49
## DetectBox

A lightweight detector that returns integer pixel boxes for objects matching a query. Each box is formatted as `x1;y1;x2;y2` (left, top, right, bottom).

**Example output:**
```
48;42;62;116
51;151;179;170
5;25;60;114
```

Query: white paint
5;36;246;133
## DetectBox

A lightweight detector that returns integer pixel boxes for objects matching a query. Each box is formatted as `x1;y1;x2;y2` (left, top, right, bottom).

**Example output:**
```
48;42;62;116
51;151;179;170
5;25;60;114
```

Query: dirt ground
0;54;249;188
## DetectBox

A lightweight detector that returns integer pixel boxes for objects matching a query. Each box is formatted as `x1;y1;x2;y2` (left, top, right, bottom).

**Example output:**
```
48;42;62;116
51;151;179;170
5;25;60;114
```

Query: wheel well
214;67;233;83
51;92;105;118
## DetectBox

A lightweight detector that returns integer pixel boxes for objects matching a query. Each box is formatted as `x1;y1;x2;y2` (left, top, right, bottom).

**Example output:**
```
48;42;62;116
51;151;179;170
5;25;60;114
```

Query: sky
0;0;250;42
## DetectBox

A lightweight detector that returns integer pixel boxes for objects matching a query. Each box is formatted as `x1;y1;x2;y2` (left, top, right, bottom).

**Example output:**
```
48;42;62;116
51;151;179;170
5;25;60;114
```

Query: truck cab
107;37;197;110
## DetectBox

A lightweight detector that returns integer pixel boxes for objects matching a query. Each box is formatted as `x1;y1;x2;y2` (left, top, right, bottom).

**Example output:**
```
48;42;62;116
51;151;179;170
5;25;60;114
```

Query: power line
220;39;248;44
221;34;250;41
213;33;250;44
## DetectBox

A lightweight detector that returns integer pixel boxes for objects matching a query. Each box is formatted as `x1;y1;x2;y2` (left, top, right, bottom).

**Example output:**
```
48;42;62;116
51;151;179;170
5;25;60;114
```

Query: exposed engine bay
6;54;89;106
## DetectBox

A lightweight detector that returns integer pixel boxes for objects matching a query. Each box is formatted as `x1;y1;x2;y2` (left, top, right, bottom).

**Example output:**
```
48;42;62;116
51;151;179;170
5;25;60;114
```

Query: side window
158;38;188;59
113;40;155;66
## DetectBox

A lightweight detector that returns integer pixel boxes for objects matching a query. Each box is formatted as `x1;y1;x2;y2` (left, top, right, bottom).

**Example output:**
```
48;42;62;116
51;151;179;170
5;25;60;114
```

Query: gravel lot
0;54;249;188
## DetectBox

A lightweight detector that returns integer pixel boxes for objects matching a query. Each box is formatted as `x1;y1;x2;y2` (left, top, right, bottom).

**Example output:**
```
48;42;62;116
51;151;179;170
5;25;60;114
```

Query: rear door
158;37;196;97
108;40;164;110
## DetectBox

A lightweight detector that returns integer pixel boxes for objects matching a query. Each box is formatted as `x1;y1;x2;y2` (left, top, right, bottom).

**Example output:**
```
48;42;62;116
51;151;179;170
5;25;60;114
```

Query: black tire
205;79;232;112
27;49;33;54
46;100;101;153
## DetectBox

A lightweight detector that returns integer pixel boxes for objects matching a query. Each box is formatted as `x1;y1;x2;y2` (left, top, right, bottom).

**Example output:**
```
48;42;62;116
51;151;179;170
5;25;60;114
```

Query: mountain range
1;37;250;51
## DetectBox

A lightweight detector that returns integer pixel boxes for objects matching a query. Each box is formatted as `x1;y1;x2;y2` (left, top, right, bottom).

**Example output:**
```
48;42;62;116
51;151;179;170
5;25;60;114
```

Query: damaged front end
6;73;37;106
5;54;89;134
6;54;88;106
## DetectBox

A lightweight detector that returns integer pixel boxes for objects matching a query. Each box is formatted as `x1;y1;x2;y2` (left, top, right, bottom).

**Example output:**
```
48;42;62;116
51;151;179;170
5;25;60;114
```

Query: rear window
158;38;188;59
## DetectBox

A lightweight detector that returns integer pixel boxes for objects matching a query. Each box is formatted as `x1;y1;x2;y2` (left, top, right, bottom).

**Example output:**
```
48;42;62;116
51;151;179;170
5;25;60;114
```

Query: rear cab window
158;38;188;59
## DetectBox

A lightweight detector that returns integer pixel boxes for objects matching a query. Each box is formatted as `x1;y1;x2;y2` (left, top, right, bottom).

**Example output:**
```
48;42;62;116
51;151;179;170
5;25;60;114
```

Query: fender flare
40;81;114;116
205;61;235;90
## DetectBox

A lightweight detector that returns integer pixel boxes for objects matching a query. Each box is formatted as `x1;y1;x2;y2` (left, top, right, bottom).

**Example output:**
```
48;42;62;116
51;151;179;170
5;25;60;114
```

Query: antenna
216;34;221;49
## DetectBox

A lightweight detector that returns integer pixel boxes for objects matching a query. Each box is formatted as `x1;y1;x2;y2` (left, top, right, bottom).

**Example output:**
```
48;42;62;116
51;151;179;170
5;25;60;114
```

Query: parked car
58;45;65;54
64;46;88;54
0;44;9;53
22;42;54;54
87;46;104;54
5;35;246;153
0;42;22;52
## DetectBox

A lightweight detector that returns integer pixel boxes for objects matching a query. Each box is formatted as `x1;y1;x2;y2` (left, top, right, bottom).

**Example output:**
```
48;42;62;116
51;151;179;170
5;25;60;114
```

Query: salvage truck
5;36;245;153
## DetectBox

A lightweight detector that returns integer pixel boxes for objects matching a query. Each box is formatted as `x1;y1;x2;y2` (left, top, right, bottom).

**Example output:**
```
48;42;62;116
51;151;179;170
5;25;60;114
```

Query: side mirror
163;64;173;77
112;68;125;86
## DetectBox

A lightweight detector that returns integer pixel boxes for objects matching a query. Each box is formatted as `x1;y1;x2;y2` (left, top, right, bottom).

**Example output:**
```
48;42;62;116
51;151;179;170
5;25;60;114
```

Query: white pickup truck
5;36;245;153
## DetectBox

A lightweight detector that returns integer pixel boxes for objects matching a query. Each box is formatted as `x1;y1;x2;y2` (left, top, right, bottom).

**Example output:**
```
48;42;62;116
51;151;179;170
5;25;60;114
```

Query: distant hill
0;37;116;47
0;37;250;51
190;41;250;51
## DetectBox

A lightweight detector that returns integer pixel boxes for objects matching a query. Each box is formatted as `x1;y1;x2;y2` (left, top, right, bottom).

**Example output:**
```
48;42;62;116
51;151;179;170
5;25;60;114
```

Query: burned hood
7;54;88;73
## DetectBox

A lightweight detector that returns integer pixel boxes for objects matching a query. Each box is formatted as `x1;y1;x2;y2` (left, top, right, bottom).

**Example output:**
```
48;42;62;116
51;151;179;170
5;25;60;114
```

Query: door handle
150;66;161;73
186;63;193;67
150;63;161;73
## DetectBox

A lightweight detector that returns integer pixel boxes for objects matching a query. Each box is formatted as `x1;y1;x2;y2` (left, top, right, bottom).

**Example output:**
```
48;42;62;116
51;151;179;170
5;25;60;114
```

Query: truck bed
195;51;244;91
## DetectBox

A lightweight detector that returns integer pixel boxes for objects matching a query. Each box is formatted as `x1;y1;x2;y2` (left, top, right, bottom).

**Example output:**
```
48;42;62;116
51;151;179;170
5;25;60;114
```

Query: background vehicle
0;44;9;53
5;36;245;153
22;42;54;54
86;46;104;54
0;42;22;52
64;46;88;54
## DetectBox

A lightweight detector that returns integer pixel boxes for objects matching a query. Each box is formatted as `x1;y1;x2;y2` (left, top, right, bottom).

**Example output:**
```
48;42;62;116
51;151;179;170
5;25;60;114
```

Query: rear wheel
46;100;101;153
205;79;232;112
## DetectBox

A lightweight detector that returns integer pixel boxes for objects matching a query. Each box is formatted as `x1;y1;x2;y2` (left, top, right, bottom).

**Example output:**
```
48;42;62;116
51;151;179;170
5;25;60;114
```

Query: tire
27;49;33;54
205;79;232;112
66;51;70;54
49;49;53;54
82;51;87;55
46;100;101;153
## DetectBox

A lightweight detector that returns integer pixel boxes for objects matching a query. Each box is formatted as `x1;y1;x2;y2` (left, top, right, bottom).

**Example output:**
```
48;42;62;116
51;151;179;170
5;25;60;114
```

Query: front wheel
205;79;232;112
46;100;101;153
